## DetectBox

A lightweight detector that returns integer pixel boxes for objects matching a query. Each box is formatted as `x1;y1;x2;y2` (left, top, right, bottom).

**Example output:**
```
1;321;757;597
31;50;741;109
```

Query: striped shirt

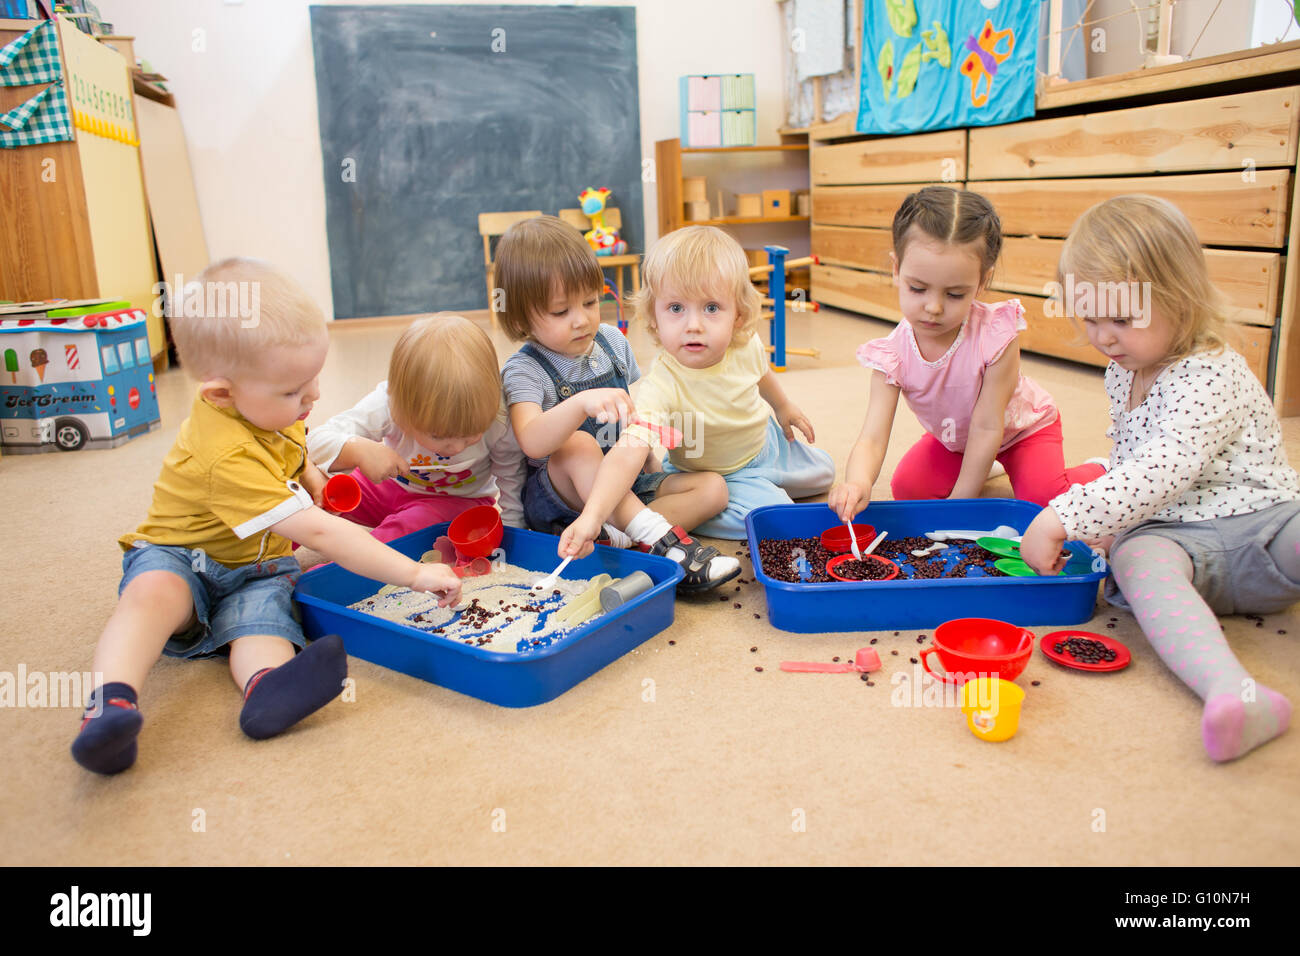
502;324;640;412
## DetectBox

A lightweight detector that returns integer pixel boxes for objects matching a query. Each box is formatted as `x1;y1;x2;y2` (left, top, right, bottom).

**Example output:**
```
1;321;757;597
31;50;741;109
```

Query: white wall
95;0;791;319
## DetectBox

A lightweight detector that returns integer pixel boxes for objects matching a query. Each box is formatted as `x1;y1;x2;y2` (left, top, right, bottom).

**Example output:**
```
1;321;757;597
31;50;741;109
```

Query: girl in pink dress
828;186;1104;519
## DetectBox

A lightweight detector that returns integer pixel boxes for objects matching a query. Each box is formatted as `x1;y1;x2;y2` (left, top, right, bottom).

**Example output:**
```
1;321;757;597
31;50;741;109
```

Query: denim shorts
1105;500;1300;616
522;461;669;534
119;543;307;659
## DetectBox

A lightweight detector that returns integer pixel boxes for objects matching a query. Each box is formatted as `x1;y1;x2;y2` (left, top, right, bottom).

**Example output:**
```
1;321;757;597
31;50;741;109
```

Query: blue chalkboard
310;4;644;318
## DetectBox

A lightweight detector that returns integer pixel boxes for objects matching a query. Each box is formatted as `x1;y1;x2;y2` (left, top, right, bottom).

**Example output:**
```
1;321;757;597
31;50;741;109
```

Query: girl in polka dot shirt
1021;195;1299;762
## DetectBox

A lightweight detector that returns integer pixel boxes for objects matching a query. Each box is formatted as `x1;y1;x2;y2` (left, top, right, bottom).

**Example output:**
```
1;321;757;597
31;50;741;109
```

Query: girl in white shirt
307;314;525;540
1021;195;1299;762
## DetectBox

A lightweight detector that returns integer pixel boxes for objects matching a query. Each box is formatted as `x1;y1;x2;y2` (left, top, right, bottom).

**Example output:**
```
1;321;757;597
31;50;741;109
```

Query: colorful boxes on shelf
679;73;756;147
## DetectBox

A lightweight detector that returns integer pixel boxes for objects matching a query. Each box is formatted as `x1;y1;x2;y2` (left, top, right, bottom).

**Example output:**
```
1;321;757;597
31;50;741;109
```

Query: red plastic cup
819;524;876;554
919;617;1034;685
447;505;503;559
322;474;361;513
825;553;899;582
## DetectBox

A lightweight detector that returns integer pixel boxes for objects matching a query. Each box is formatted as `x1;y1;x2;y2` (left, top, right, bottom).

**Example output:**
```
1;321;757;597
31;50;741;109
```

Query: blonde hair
493;216;604;341
171;257;326;379
1058;195;1229;361
634;226;762;345
388;313;501;437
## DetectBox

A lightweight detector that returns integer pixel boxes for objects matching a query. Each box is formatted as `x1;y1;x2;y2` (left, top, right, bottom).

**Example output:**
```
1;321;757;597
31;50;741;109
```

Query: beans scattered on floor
750;646;758;652
668;640;676;645
754;666;764;672
891;650;899;656
1031;680;1041;686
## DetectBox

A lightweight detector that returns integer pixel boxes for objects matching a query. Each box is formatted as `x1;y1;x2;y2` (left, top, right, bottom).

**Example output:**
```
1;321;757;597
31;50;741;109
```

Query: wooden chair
478;210;543;323
558;207;642;299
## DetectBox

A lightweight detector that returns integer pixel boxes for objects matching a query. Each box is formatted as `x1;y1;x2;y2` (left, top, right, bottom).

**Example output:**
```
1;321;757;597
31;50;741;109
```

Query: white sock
625;507;672;546
601;524;632;549
625;507;738;581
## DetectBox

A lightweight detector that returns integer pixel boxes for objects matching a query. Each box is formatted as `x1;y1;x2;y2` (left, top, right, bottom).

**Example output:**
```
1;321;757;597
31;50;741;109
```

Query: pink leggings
889;416;1105;506
343;468;495;543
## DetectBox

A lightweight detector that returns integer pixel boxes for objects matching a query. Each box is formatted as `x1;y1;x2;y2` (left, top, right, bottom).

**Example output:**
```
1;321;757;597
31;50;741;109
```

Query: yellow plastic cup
959;677;1025;742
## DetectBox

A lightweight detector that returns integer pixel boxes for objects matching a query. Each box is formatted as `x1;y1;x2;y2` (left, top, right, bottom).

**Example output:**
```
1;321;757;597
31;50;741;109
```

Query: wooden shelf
656;137;811;237
690;215;809;225
681;144;809;153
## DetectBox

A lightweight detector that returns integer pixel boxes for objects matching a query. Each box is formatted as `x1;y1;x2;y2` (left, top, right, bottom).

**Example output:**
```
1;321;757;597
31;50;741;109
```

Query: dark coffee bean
1031;680;1041;686
750;646;757;652
734;603;742;609
860;673;869;682
668;640;676;645
1279;629;1288;635
891;650;899;656
832;656;840;662
870;638;878;644
909;657;918;664
866;680;875;686
753;613;760;619
754;666;763;672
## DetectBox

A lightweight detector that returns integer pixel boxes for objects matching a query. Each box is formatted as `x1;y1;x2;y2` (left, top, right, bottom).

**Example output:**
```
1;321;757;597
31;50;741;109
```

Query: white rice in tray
348;562;602;654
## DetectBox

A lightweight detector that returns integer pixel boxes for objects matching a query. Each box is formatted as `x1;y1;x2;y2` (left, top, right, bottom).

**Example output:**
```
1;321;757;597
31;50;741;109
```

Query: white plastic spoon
863;530;888;555
533;555;573;591
846;521;862;559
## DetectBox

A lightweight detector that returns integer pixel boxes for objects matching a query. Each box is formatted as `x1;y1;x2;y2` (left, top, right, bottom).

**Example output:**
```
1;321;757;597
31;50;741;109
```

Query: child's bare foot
1202;686;1291;762
239;635;348;739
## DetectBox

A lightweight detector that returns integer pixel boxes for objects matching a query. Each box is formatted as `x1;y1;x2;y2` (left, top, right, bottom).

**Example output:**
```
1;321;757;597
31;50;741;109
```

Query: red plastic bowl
920;617;1034;684
447;505;503;559
819;524;876;554
825;553;899;582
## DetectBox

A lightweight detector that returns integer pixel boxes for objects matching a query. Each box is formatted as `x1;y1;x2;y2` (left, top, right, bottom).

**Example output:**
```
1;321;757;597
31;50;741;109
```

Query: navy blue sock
70;682;142;775
239;635;347;740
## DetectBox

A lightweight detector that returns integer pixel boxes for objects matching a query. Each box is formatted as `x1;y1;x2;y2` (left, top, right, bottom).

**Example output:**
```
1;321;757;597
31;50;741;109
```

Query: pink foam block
854;648;881;672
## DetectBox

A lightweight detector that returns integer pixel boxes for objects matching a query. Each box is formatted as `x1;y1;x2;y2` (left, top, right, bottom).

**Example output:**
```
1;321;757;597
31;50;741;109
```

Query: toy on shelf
0;301;161;453
749;245;821;371
579;187;627;256
601;277;627;334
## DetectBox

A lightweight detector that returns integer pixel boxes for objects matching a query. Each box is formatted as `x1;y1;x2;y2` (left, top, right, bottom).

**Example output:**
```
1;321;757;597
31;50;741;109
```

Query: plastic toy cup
959;677;1025;742
447;505;504;559
920;617;1033;685
819;524;876;554
825;553;899;582
322;474;362;513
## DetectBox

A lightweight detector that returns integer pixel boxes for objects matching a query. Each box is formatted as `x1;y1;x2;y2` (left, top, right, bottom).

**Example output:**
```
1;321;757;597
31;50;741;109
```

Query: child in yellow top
559;225;834;557
73;259;461;775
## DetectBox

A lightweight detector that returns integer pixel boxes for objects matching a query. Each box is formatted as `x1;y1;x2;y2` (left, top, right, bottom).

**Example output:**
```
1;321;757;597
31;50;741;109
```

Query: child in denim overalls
496;216;738;592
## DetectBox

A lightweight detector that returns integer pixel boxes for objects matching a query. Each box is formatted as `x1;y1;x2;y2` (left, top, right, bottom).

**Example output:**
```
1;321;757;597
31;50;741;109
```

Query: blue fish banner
856;0;1039;135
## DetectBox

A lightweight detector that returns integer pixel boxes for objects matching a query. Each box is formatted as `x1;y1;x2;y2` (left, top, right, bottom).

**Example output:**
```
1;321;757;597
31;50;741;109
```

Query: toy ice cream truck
0;301;161;453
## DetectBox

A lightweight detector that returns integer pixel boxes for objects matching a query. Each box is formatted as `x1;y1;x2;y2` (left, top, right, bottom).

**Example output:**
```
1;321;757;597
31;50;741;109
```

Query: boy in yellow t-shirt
558;226;834;557
72;259;461;775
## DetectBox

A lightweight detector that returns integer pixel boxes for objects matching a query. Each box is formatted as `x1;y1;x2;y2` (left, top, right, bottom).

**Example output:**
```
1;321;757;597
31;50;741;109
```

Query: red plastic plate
1039;630;1131;673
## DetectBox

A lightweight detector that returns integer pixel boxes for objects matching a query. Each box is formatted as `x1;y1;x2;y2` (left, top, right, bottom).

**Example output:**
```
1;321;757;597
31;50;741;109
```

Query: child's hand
300;459;329;505
777;402;816;444
409;562;462;607
1021;508;1070;576
349;437;412;484
558;512;604;560
828;481;868;523
577;388;634;426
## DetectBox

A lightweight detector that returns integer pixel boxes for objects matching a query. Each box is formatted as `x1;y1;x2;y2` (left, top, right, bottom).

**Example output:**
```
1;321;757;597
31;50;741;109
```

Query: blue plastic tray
294;524;684;707
745;500;1107;633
